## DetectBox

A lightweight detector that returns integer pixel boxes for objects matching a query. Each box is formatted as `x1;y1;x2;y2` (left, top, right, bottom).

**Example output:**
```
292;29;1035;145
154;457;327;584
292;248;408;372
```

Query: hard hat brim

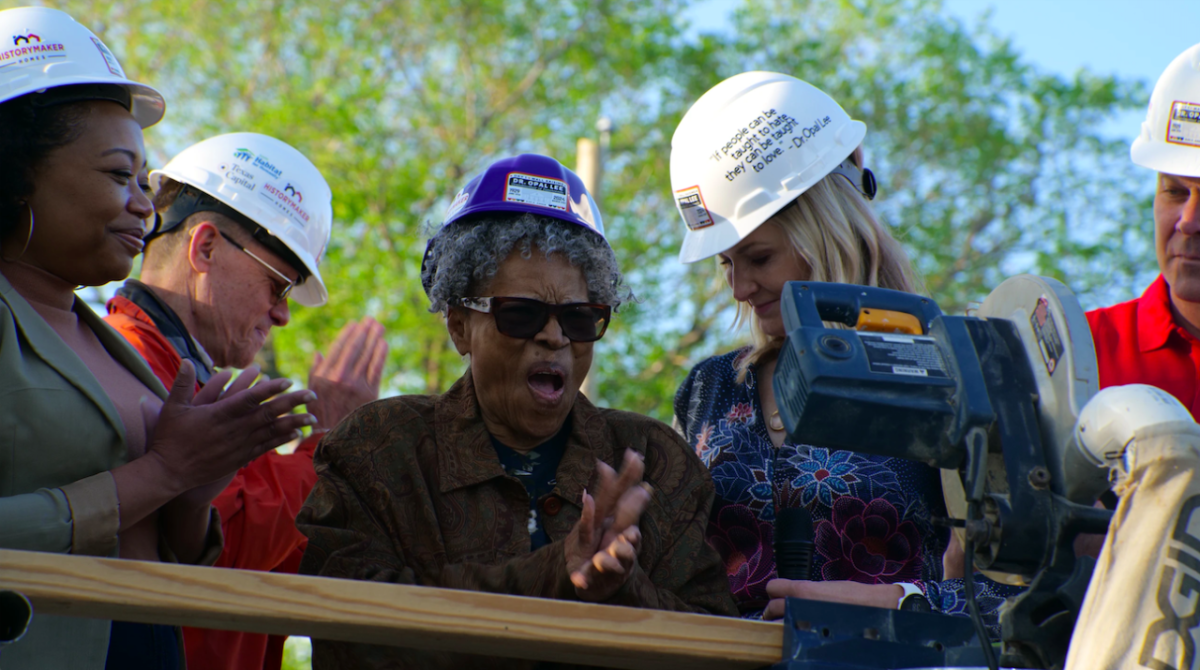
6;78;165;129
126;83;166;128
1131;135;1200;178
449;201;606;241
290;268;328;307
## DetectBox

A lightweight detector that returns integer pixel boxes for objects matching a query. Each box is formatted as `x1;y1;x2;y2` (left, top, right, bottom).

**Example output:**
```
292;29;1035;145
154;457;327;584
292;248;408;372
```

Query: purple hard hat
422;153;607;295
442;153;605;235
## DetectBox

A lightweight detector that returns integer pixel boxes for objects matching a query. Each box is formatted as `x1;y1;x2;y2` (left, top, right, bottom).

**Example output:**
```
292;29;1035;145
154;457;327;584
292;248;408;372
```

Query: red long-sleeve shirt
106;294;319;670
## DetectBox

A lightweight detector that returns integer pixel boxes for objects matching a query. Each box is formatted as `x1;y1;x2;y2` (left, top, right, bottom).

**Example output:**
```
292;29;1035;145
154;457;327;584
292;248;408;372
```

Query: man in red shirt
1088;43;1200;418
106;133;387;670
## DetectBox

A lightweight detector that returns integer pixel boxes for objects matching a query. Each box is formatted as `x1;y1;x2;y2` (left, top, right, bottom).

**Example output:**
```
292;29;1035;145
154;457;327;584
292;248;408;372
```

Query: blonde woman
670;72;1017;627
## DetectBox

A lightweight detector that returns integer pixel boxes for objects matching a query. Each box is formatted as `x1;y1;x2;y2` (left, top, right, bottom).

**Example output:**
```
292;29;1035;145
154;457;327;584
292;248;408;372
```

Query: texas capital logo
12;33;40;46
283;184;303;203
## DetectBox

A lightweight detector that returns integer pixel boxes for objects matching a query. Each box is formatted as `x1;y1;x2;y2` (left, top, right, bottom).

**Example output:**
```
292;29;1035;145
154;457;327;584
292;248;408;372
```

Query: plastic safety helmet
1131;42;1200;177
670;71;871;263
421;153;607;295
149;133;333;307
0;6;164;128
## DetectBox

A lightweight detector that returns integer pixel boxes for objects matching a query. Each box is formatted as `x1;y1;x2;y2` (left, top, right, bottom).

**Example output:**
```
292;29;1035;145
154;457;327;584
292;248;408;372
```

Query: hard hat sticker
675;186;714;230
1;33;66;71
570;192;602;232
89;37;122;77
444;189;470;220
1166;101;1200;148
504;173;568;211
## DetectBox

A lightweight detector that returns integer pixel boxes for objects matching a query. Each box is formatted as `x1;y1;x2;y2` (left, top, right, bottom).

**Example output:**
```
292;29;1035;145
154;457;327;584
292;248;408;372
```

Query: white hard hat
0;6;164;127
1131;43;1200;177
1075;384;1196;472
150;133;333;306
670;71;867;263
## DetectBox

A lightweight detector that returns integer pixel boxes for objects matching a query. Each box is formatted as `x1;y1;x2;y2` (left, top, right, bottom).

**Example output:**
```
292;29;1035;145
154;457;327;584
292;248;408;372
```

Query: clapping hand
146;361;317;493
565;449;653;602
307;317;387;432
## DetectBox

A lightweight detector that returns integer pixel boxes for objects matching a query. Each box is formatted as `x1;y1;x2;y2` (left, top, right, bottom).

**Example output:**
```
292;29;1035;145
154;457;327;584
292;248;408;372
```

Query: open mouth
527;366;566;404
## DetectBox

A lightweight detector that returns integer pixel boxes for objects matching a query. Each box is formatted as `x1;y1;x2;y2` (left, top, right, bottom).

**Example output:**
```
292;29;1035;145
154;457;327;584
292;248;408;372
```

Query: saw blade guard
941;274;1102;585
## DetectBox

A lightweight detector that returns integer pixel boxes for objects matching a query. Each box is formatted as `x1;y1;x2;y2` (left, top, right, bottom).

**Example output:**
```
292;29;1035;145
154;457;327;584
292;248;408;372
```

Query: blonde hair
733;173;924;382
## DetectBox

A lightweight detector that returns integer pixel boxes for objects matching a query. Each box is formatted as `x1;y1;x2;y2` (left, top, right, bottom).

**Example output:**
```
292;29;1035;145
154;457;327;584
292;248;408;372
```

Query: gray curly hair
422;212;631;314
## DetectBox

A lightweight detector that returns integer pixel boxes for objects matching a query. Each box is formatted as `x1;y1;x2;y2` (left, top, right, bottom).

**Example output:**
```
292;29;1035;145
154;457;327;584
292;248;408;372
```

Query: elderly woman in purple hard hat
297;154;735;668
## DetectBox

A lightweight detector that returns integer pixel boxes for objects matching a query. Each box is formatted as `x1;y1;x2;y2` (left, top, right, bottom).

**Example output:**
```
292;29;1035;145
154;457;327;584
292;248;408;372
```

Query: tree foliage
22;0;1150;422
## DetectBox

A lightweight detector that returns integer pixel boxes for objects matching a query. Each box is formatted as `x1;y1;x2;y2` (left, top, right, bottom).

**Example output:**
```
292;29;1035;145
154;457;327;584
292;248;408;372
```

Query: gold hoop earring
1;202;34;263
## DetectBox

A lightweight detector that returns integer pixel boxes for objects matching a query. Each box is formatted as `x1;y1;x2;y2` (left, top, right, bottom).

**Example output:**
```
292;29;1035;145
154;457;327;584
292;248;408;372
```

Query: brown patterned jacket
296;371;736;669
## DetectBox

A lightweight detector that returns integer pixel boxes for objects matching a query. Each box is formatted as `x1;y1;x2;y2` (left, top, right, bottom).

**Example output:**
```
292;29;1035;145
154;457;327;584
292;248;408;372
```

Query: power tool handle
780;281;942;332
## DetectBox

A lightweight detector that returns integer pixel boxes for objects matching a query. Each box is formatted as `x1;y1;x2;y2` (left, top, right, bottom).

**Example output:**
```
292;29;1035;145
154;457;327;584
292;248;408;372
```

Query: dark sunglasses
458;296;612;342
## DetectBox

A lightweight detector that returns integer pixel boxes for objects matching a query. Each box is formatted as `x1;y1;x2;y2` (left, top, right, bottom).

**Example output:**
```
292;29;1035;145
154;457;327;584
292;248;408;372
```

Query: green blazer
0;270;168;669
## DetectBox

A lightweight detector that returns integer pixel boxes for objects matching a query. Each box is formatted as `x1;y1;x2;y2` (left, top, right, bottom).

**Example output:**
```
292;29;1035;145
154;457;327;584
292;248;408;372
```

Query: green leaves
41;0;1150;422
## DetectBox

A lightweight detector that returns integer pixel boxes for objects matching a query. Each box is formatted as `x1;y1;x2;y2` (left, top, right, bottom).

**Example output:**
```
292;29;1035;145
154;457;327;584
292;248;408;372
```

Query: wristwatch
897;582;932;612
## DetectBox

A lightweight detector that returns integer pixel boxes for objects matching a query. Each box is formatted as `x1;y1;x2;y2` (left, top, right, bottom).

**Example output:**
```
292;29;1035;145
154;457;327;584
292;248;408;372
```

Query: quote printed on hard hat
708;109;833;182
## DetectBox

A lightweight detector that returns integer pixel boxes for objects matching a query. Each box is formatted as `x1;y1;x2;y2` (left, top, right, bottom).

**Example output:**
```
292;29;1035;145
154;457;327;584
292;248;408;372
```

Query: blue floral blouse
675;349;1020;630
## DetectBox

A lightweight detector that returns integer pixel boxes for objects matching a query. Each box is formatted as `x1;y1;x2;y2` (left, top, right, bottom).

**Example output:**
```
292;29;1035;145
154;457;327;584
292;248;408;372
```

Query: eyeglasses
457;296;612;342
219;231;295;303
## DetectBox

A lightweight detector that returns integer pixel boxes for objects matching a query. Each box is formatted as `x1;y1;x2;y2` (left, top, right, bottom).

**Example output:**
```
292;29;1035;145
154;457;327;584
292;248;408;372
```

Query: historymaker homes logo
261;182;311;226
1;31;66;71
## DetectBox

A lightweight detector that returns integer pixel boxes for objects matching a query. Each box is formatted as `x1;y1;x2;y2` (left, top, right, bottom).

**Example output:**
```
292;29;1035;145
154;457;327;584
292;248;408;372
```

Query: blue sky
691;0;1200;142
943;0;1200;141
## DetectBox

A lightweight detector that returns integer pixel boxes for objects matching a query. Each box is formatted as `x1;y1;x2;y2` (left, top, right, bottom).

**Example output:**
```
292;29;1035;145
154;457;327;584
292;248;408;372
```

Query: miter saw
769;276;1115;670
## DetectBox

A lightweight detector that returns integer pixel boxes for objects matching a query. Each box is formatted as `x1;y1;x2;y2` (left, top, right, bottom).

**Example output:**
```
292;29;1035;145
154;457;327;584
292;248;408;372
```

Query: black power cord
964;501;1000;670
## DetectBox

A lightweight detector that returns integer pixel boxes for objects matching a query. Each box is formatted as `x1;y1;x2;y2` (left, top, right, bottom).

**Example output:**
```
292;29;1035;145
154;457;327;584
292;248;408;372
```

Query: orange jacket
106;293;319;670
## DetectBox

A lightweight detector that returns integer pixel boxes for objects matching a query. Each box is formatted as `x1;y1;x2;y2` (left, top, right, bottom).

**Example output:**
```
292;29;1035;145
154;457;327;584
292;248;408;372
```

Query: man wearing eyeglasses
103;133;387;670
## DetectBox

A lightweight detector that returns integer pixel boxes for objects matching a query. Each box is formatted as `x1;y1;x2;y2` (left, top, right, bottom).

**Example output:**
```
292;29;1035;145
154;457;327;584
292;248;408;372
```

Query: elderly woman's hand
566;449;653;602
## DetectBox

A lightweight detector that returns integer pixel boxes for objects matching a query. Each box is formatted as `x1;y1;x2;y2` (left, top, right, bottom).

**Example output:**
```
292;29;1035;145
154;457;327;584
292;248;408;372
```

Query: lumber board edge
0;549;781;670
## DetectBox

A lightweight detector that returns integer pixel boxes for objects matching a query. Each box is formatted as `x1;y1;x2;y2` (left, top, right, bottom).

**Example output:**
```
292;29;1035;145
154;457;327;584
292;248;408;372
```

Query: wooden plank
0;549;781;669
